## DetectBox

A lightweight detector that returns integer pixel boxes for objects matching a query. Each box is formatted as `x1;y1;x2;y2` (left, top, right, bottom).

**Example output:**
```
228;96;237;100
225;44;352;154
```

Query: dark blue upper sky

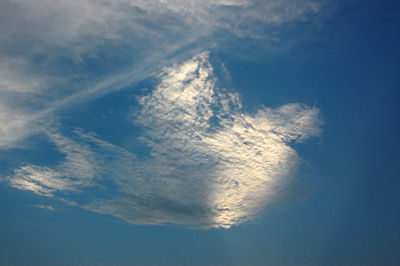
0;0;399;265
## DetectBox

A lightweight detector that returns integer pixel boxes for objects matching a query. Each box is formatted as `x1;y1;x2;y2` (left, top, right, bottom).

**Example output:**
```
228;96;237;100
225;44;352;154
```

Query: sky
0;0;399;265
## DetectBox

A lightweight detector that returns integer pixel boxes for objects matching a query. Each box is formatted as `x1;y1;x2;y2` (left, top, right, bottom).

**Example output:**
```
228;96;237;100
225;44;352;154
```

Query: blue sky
0;0;399;265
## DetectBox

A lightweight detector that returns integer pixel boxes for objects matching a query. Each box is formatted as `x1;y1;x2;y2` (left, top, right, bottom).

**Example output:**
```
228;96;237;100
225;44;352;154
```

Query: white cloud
126;52;321;228
0;0;326;149
1;0;326;228
5;53;321;228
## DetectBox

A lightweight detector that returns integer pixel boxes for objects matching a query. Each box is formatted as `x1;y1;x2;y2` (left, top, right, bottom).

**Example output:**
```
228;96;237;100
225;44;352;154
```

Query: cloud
35;205;54;211
5;53;321;228
6;131;99;196
0;0;326;149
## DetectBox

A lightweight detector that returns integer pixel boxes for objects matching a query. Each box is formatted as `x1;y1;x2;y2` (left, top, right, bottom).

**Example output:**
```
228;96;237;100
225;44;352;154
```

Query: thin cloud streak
35;205;54;211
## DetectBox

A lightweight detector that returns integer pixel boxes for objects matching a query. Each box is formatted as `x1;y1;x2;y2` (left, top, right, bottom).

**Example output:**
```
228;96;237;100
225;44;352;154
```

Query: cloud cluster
0;0;325;149
5;53;320;228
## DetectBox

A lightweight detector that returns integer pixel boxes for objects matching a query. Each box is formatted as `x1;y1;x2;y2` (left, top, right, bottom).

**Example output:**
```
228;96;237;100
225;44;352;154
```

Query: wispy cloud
5;53;320;228
35;205;54;211
6;131;99;196
0;0;326;149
